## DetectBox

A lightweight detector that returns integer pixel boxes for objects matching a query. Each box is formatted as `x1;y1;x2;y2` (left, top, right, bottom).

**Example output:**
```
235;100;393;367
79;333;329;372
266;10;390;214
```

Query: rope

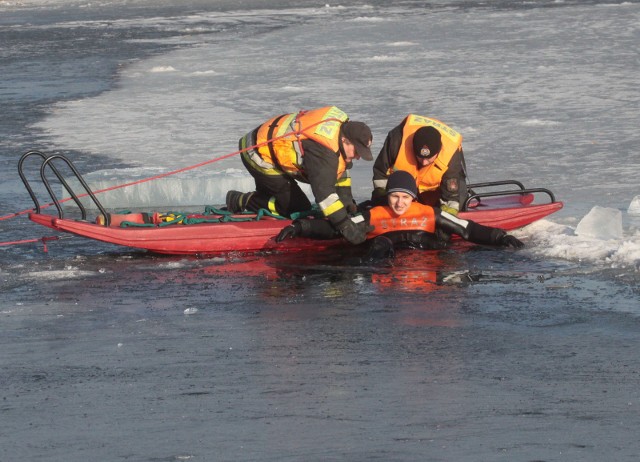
1;114;344;223
0;235;60;252
119;207;288;228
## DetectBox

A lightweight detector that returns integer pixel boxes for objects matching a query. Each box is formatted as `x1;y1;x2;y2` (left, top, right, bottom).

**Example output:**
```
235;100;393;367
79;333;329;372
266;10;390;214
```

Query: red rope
0;211;26;221
0;236;59;252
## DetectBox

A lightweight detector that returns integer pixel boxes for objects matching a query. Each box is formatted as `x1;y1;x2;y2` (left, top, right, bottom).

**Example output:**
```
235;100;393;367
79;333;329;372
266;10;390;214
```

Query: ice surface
628;195;640;216
25;269;98;280
520;215;640;270
575;206;623;240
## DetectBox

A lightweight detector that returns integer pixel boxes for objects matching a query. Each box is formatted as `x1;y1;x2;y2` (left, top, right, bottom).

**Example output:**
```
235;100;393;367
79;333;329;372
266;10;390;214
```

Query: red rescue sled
20;151;563;256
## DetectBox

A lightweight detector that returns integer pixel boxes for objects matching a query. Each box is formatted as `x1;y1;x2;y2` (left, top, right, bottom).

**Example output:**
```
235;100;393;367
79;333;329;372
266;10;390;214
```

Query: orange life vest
367;201;437;238
253;106;349;179
392;114;463;193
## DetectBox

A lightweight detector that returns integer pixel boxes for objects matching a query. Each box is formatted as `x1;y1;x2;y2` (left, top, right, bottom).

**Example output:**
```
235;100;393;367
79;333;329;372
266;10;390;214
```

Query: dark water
2;1;640;461
3;245;640;461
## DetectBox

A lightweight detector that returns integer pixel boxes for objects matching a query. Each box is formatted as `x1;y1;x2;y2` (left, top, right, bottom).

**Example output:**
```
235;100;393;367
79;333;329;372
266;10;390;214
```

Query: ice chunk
575;206;623;240
628;195;640;216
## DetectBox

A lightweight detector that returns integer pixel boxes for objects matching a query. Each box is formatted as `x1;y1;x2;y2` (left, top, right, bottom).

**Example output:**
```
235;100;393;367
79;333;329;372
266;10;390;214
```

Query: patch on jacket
446;178;459;192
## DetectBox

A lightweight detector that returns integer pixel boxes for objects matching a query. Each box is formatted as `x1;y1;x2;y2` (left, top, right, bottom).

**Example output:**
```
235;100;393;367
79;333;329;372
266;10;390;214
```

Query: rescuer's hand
500;234;525;249
336;217;373;245
275;222;302;242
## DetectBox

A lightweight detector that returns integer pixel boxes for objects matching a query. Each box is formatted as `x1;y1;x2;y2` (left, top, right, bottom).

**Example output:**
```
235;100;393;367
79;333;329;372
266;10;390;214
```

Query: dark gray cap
386;170;417;199
342;121;373;161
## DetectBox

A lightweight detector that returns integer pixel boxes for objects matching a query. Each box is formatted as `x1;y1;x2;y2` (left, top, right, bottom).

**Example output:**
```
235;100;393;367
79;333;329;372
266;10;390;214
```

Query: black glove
336;217;372;245
363;235;395;261
500;234;525;249
276;222;302;242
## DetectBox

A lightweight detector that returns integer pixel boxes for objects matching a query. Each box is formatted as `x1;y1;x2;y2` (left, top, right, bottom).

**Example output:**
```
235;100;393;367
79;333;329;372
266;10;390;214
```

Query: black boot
226;190;246;213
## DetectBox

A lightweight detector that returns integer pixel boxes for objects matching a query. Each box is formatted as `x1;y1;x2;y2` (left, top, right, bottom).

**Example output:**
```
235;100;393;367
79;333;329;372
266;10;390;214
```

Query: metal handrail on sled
463;180;557;211
18;150;111;225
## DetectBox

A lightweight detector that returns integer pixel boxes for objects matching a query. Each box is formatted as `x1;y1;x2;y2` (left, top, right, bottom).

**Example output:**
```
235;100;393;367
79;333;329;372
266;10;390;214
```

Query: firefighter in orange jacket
276;170;523;261
225;106;373;244
371;114;468;215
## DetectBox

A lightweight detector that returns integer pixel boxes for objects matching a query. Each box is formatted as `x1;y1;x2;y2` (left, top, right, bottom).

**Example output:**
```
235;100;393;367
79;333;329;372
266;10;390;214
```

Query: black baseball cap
342;121;373;161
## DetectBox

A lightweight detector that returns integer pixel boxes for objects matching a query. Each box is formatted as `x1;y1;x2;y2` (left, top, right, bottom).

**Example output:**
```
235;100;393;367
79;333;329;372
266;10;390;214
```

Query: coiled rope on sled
116;205;322;228
117;206;288;228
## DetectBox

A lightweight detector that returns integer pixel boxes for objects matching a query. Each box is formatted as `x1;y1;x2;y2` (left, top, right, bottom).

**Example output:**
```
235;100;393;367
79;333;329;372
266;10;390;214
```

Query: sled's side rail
18;150;111;226
40;155;111;225
18;150;88;216
467;180;526;192
463;180;556;211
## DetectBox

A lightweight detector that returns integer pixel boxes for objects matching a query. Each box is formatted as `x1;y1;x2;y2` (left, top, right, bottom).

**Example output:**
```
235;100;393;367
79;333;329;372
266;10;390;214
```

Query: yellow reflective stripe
242;149;282;176
268;196;278;214
318;193;344;217
313;106;348;140
441;200;460;212
336;176;351;187
407;114;461;142
318;192;340;210
240;131;279;174
276;113;297;137
322;200;345;217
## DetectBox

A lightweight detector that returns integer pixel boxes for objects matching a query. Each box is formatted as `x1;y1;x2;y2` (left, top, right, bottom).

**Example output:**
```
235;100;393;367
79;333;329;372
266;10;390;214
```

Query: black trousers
239;150;312;217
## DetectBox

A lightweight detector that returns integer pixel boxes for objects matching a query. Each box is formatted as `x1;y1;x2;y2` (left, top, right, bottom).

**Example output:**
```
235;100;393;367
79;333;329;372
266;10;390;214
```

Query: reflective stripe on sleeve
442;200;460;212
336;176;351;187
441;210;469;229
318;193;345;217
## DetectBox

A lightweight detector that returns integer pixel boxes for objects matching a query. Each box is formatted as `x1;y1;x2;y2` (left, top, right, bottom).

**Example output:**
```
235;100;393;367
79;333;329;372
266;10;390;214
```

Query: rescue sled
19;151;563;256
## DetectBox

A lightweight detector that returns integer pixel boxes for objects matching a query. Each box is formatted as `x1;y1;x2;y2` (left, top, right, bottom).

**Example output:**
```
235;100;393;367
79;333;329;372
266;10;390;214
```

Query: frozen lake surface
1;0;639;460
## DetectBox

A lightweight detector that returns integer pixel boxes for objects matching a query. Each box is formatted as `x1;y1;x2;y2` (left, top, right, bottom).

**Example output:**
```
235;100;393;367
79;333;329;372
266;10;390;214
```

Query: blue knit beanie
386;170;417;199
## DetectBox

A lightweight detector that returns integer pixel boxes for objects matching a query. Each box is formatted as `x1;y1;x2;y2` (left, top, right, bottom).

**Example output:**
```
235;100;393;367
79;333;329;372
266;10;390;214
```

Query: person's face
416;153;437;168
387;191;414;216
341;137;359;161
